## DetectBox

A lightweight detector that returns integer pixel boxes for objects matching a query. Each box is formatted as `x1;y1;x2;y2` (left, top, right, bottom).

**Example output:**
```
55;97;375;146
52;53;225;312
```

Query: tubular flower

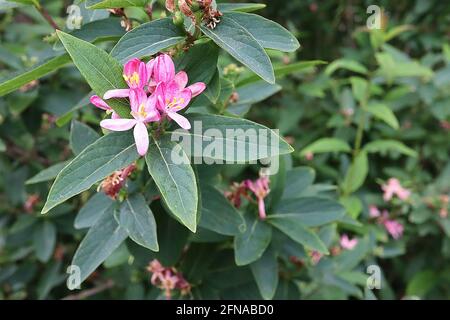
245;176;270;220
155;81;193;130
340;234;358;250
104;58;150;99
90;95;120;119
100;89;160;156
383;219;404;239
381;178;411;202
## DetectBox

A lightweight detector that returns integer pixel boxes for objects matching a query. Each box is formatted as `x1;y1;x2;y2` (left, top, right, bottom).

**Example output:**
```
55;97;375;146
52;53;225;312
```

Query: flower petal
100;119;136;131
90;95;111;111
187;82;206;97
153;54;175;83
171;88;192;111
130;88;147;112
174;71;188;89
104;89;130;99
133;121;149;156
167;111;191;130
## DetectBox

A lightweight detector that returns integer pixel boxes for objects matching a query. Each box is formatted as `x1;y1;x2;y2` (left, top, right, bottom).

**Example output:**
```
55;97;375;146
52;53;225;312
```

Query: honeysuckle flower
90;95;120;119
98;163;136;199
340;234;358;250
103;58;150;99
369;205;381;218
310;250;323;265
245;176;270;220
383;219;404;239
225;182;249;208
155;81;193;130
150;54;206;97
100;89;160;156
146;259;191;300
382;178;411;202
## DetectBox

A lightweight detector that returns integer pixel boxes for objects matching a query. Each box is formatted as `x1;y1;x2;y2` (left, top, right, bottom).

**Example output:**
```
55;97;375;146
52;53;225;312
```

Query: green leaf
111;18;185;63
53;17;125;51
300;138;351;156
342;151;369;194
201;16;274;83
274;197;346;227
174;41;219;85
72;207;128;283
203;69;221;104
70;120;100;155
42;131;139;214
116;194;158;251
228;81;281;115
268;216;328;254
325;58;368;76
350;77;369;104
234;214;272;266
74;192;114;229
0;54;71;97
56;30;130;118
238;60;327;86
250;247;278;300
85;0;148;9
171;113;293;162
365;102;399;129
363;139;417;157
226;12;300;52
282;167;315;199
33;221;57;263
25;161;70;185
145;135;197;232
406;270;438;298
199;184;245;236
217;3;266;13
153;213;190;266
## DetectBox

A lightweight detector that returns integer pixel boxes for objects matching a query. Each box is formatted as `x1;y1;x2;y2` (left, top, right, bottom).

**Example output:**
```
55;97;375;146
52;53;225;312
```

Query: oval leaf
201;16;275;83
111;18;185;63
42;131;139;214
116;194;159;251
145;135;198;232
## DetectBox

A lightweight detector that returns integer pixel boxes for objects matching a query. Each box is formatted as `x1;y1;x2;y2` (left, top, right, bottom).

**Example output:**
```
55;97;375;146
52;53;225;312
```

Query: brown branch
61;280;114;300
34;3;60;30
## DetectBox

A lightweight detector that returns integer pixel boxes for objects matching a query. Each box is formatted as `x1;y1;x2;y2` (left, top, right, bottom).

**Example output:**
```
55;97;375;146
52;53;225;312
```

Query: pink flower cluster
147;259;191;300
381;178;411;202
90;54;206;156
225;176;270;220
340;234;358;250
369;205;404;239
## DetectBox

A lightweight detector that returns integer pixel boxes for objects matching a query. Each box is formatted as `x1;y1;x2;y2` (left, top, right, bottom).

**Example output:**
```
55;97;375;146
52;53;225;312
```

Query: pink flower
383;219;404;239
245;176;270;220
369;205;381;218
310;251;323;265
340;234;358;250
155;81;193;130
100;89;160;156
104;58;150;99
149;54;206;97
382;178;411;201
90;95;120;119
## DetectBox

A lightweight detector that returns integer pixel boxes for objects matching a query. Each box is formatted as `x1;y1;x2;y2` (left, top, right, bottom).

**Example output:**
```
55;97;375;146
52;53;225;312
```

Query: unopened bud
173;11;184;26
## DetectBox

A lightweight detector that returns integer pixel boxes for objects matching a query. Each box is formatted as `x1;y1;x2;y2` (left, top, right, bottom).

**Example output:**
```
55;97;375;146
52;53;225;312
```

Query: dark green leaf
250;247;278;300
111;18;185;63
72;207;128;283
199;184;245;236
201;16;274;83
116;194;158;251
145;135;197;232
234;214;272;265
42;131;139;214
70;120;100;155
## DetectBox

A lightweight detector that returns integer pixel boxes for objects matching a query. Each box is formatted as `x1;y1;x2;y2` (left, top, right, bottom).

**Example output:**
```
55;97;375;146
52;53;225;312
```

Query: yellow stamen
166;97;185;111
